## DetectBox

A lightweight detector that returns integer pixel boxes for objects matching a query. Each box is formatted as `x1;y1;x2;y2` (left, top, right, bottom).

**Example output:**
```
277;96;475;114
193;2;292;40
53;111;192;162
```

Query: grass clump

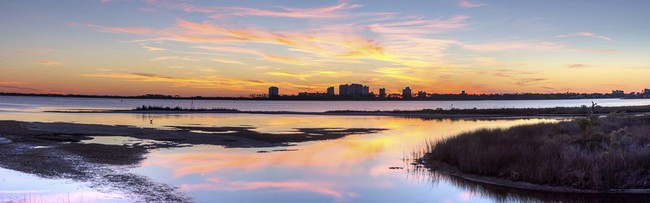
424;114;650;190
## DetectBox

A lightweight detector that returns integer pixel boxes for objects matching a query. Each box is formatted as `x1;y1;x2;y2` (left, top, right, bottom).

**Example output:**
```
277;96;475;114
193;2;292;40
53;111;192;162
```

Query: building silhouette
402;87;411;98
417;91;427;98
269;86;279;97
339;83;370;97
379;88;386;98
327;87;335;96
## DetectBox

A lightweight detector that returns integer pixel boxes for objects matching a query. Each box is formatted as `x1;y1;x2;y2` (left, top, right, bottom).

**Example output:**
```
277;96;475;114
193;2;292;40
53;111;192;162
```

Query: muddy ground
0;120;386;202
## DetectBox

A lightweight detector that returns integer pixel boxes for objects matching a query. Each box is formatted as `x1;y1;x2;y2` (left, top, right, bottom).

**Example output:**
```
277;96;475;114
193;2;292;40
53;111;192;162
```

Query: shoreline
420;159;650;194
419;114;650;194
45;107;650;120
0;120;386;201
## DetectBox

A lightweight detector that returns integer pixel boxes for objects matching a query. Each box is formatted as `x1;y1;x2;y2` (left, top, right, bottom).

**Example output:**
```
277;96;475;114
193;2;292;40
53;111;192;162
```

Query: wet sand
0;120;386;202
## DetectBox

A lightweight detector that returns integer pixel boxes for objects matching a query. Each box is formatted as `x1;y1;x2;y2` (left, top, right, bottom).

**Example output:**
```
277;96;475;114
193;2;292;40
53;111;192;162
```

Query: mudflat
0;120;386;202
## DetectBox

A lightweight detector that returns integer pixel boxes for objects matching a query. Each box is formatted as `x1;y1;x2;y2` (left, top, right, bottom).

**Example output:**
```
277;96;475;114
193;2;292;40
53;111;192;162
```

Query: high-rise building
339;83;370;97
379;88;386;98
402;87;411;98
339;84;348;96
269;86;279;97
327;87;335;96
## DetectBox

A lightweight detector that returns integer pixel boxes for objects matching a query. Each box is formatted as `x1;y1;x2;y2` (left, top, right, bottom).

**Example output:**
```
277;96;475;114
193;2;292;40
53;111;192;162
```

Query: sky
1;0;649;97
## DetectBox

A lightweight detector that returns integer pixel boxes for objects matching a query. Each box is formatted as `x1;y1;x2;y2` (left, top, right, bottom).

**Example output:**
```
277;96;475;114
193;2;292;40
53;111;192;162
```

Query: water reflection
411;169;650;203
131;116;559;202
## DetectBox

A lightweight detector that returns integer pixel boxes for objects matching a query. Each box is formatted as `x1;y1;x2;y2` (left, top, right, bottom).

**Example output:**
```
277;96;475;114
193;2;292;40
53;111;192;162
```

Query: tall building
339;83;370;97
327;86;335;96
402;87;411;98
379;88;386;98
268;86;279;97
339;84;348;96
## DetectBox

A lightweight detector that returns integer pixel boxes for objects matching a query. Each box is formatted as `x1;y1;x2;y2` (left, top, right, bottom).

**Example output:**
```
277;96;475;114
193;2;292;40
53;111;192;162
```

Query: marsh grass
423;115;650;190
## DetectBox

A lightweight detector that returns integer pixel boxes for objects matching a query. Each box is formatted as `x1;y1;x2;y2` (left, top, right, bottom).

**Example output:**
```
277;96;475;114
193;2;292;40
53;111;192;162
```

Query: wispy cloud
460;40;563;51
70;22;153;35
458;0;487;8
210;2;363;19
152;56;200;61
556;32;612;41
564;49;621;53
516;78;546;86
267;71;345;81
81;72;274;89
567;64;597;69
140;44;166;51
35;61;61;66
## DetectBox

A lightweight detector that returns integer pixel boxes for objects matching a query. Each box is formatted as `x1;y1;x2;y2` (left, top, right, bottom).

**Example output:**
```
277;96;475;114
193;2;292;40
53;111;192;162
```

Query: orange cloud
556;32;612;41
35;61;61;66
567;64;596;69
139;44;166;51
81;72;273;89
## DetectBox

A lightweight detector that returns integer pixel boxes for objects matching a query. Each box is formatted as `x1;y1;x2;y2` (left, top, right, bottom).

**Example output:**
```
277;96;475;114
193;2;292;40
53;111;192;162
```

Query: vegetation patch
422;114;650;191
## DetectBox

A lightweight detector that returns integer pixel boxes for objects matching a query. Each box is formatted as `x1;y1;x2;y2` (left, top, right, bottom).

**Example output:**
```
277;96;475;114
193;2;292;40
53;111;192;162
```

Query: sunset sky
1;0;649;96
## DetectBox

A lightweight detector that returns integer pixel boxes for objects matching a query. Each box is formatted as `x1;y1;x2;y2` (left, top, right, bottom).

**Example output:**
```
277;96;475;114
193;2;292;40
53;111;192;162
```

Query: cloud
458;0;487;8
180;180;348;200
151;56;200;61
210;2;363;19
81;72;274;89
460;40;563;51
556;32;612;41
140;44;166;51
516;78;546;86
564;49;621;53
35;61;61;66
267;71;345;81
70;22;153;35
368;15;469;34
206;58;245;65
567;64;596;69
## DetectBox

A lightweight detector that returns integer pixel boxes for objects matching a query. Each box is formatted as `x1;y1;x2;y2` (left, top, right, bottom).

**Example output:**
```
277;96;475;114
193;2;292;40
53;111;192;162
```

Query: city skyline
1;0;650;97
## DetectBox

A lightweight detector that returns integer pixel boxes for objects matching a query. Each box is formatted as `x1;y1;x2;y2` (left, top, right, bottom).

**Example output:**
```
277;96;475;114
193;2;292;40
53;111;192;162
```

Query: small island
420;113;650;193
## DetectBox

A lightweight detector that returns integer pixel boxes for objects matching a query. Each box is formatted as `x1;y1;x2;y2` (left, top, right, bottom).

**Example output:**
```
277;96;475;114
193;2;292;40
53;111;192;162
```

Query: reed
422;114;650;190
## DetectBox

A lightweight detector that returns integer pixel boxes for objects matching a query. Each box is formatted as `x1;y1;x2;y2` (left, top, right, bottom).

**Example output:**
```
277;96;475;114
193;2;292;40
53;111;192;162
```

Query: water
1;95;649;112
1;96;650;202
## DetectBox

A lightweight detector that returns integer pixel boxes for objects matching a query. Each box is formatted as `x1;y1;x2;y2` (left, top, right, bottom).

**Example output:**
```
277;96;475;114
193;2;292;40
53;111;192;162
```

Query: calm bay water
1;96;650;202
1;95;649;112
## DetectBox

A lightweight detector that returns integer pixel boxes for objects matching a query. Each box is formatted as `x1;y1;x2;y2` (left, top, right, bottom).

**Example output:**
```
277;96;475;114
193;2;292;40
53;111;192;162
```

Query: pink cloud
180;180;348;200
565;49;621;53
556;32;612;41
35;61;61;66
458;0;487;8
